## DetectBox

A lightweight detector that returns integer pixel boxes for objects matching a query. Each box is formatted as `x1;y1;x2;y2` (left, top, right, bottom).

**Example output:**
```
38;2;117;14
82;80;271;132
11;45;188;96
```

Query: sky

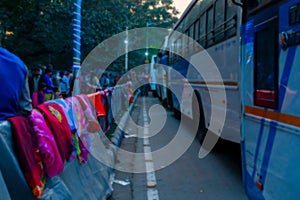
172;0;192;18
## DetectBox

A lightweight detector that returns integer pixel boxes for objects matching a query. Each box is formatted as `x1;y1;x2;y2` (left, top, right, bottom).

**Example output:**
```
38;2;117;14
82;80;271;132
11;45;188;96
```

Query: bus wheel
173;109;181;120
152;90;158;97
167;89;173;110
192;92;207;145
162;98;168;108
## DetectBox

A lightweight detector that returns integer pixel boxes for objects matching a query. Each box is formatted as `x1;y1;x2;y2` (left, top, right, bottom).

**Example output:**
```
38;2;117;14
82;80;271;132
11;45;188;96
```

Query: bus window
207;7;214;46
226;0;237;38
178;37;182;57
195;20;200;43
173;40;178;63
188;24;195;53
289;3;300;25
189;24;195;40
194;20;200;51
215;0;225;43
184;30;189;56
226;0;236;19
254;18;278;109
243;0;277;13
199;13;207;47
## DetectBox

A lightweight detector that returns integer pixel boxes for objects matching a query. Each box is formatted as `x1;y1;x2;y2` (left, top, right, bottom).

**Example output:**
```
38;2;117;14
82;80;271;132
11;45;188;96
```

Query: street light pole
146;22;149;61
125;26;128;72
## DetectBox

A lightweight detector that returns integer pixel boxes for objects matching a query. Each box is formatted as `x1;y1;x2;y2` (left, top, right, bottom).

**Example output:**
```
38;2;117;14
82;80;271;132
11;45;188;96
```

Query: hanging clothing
37;103;73;162
8;115;45;198
30;109;64;178
65;97;90;163
76;95;102;133
46;98;76;131
46;98;81;163
88;92;106;117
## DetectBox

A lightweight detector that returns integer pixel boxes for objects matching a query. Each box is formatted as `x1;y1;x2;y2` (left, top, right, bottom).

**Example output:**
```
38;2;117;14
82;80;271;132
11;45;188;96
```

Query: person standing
41;65;55;101
0;47;32;120
28;67;41;95
108;73;115;87
99;73;109;90
59;71;70;98
68;70;74;96
28;67;41;107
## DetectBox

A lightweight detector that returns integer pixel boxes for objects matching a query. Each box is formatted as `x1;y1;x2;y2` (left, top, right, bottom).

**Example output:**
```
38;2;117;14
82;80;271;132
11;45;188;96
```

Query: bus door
241;0;300;199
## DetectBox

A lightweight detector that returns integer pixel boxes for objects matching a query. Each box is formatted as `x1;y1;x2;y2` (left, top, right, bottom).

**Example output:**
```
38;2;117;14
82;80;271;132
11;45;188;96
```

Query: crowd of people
28;64;123;108
1;45;165;121
28;64;74;107
80;71;118;94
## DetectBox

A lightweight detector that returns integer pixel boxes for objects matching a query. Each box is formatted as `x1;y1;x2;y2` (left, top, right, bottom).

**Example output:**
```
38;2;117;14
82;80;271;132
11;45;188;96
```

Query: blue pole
72;0;82;95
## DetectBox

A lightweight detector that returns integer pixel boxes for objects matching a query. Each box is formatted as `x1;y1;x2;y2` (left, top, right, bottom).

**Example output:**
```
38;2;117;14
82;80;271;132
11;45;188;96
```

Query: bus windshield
243;0;277;12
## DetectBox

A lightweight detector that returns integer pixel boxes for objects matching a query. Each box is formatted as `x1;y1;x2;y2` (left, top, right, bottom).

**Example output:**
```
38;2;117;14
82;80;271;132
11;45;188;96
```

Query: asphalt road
110;96;248;200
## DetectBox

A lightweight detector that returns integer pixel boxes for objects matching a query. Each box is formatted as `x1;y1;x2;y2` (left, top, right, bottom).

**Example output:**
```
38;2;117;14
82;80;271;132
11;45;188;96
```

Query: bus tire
173;109;181;120
162;98;168;108
167;88;173;110
152;90;158;97
192;91;207;145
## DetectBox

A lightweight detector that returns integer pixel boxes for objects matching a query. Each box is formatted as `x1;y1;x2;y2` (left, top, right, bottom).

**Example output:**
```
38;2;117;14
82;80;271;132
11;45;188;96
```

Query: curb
110;92;140;148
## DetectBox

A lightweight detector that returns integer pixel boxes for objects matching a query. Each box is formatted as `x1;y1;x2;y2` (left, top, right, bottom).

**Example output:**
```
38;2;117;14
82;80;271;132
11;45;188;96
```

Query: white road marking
143;98;159;200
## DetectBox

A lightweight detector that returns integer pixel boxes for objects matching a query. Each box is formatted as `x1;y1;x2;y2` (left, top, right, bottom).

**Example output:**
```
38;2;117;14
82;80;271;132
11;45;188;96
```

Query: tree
81;0;178;72
1;0;74;69
0;0;178;71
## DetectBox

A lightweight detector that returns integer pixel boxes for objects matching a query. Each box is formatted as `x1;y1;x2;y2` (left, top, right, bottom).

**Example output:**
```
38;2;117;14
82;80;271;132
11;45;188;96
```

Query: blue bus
241;0;300;199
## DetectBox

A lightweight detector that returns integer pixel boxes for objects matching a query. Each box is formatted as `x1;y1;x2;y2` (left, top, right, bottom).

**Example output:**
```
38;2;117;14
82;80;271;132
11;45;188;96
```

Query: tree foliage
0;0;178;71
0;0;74;69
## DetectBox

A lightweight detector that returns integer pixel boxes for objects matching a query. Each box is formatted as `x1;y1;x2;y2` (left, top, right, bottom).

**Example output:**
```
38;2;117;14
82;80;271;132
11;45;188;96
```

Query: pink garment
30;109;64;177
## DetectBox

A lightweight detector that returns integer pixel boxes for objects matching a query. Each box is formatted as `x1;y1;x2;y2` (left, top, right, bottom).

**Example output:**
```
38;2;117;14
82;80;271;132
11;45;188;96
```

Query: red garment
8;115;45;198
37;103;73;162
88;92;106;117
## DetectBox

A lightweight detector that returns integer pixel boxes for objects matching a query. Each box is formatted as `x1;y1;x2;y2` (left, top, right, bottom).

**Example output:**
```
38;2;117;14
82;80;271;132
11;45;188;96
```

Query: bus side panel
243;116;300;199
278;1;300;116
206;37;240;143
242;1;300;199
264;125;300;199
242;116;267;200
187;36;241;143
170;82;183;113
